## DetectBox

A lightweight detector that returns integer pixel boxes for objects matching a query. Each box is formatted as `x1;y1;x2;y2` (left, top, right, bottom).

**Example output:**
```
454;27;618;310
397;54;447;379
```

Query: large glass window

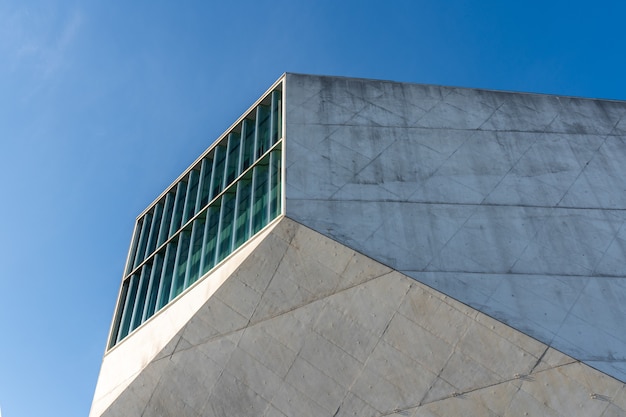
224;132;242;185
241;120;255;173
145;203;163;256
131;214;151;270
170;229;191;300
187;216;205;287
130;263;152;330
156;237;178;310
234;179;252;248
210;145;227;200
116;273;139;343
157;192;175;246
169;181;188;236
143;252;164;321
109;86;283;349
217;191;236;262
198;158;213;210
183;169;200;225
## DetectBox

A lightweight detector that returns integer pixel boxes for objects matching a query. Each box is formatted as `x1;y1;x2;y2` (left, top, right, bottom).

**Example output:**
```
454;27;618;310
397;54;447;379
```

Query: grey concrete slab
195;331;240;367
439;350;503;393
551;97;624;136
165;349;220;412
418;376;458;407
455;320;541;379
297;331;363;388
383;312;453;375
339;251;393;288
284;357;345;414
253;298;325;354
182;298;247;341
97;218;626;417
504;386;563;417
596;236;626;276
250;261;315;322
333;392;379;417
324;272;409;337
237;325;297;379
479;91;561;132
402;271;497;307
215;275;262;321
365;339;438;404
487;275;586;334
203;371;270;417
153;328;185;361
100;359;170;417
263;405;288;417
231;232;291;295
560;162;626;209
312;300;380;363
350;367;414;414
224;347;283;403
270;382;329;417
284;75;626;384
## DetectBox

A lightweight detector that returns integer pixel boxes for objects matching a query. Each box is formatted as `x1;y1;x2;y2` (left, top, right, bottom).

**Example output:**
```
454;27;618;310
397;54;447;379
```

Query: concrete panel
285;73;626;382
89;221;281;417
97;219;625;417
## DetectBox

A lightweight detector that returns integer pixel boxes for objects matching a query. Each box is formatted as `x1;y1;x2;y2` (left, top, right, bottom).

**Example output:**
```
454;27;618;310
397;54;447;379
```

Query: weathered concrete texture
89;222;282;417
99;218;625;417
284;73;626;381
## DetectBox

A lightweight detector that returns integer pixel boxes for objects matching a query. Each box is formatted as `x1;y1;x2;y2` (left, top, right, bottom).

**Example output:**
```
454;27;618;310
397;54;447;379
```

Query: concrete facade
97;219;625;417
284;73;626;381
90;221;282;417
91;74;626;416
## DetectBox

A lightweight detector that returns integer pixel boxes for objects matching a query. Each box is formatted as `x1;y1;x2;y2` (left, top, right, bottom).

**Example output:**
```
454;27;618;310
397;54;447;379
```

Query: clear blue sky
0;1;625;416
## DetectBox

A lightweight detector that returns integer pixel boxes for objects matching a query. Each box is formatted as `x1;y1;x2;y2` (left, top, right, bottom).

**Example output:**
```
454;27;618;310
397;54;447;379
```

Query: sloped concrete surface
284;73;626;381
89;222;281;417
99;219;625;417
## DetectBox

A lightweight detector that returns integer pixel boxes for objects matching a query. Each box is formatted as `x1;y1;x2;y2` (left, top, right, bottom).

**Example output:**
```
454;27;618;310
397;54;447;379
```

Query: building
90;73;626;417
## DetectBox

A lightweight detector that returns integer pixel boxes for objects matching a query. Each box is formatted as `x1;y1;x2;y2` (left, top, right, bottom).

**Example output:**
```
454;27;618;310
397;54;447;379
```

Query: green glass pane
125;218;143;275
145;203;163;257
169;181;188;236
130;263;152;331
271;90;282;145
217;192;236;262
241;120;255;172
109;280;130;348
256;105;271;158
198;157;213;210
143;251;164;321
118;274;140;342
112;87;284;349
234;180;252;248
133;212;152;268
183;169;200;224
170;230;191;301
269;150;282;219
157;192;175;246
156;238;178;310
224;132;241;186
210;145;227;200
187;216;205;287
252;164;269;233
201;205;219;274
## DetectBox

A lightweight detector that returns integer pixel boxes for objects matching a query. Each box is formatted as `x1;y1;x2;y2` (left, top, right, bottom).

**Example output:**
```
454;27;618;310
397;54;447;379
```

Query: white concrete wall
98;219;626;417
89;220;281;417
284;73;626;381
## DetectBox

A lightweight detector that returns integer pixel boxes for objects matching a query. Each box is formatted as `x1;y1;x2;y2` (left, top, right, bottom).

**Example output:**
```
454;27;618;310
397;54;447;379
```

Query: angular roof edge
284;72;626;103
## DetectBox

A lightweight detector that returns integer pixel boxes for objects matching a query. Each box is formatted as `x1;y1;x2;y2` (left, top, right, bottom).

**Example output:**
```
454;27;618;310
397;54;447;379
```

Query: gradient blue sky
1;1;625;416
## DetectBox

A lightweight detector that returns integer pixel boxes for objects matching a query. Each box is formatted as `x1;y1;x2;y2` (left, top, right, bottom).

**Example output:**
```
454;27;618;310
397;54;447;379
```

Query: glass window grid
109;88;283;349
